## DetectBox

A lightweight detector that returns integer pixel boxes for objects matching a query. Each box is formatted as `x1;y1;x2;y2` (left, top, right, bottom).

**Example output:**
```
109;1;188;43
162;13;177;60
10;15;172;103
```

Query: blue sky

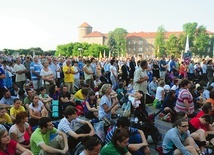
0;0;213;50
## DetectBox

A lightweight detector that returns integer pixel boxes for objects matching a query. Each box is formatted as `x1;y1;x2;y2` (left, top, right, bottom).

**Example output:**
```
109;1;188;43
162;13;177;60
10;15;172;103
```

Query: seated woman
101;128;131;155
159;90;177;122
9;111;31;149
10;98;25;122
0;128;33;155
79;136;102;155
98;84;118;122
84;91;98;119
49;84;60;100
39;87;53;113
162;118;200;155
28;95;48;127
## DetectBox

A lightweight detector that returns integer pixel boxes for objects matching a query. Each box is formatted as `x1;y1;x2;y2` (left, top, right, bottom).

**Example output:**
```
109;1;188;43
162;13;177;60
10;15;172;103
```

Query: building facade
78;22;214;58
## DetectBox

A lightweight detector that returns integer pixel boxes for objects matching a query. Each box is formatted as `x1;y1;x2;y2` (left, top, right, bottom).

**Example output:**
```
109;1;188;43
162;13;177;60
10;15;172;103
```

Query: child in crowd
10;98;25;122
39;87;53;113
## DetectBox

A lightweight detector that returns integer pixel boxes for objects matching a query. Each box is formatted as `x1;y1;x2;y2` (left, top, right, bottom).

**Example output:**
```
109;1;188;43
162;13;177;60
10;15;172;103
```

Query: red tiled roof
78;22;92;28
126;31;183;39
83;31;104;38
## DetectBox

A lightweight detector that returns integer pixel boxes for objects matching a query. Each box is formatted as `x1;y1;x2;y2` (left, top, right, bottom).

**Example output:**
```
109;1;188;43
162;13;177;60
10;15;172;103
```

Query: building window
139;40;143;44
139;48;143;52
133;48;136;51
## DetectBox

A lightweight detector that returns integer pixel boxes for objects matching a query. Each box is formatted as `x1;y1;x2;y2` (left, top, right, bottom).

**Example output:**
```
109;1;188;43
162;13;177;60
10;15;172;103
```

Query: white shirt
155;86;164;101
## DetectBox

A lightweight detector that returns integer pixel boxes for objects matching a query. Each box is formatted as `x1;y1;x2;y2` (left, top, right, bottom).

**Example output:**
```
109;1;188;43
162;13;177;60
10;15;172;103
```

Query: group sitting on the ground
1;54;214;155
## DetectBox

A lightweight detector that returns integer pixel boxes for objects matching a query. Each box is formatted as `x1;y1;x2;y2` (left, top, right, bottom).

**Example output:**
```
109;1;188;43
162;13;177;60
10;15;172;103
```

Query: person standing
63;59;76;94
159;55;168;82
30;56;42;91
14;58;28;91
83;60;94;90
133;60;149;98
129;56;136;79
207;60;214;86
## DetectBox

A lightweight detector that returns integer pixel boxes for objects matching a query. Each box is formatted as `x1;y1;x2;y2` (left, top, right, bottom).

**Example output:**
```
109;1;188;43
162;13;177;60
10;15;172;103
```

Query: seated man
58;106;95;152
30;117;69;155
59;85;75;112
105;117;150;155
0;89;17;108
23;89;34;110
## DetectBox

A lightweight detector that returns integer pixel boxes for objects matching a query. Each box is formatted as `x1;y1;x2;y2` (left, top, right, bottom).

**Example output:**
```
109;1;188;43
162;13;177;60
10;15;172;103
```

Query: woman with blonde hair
98;84;118;121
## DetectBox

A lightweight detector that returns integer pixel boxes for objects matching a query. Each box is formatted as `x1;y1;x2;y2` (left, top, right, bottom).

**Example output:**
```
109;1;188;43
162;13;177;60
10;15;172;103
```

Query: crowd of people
0;53;214;155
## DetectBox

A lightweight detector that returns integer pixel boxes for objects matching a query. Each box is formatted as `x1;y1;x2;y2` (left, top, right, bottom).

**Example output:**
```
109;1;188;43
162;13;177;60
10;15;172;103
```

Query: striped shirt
58;117;81;136
105;126;138;144
175;88;194;114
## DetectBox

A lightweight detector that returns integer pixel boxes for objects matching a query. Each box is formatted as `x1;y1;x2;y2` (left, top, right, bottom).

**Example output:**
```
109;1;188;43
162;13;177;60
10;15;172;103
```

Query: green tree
165;35;180;57
194;25;210;56
154;26;166;57
108;28;127;57
107;34;117;57
182;22;198;53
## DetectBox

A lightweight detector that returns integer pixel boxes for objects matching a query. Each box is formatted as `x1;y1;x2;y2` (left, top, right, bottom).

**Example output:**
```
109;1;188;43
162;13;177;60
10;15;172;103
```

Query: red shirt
189;117;207;131
0;140;17;155
196;110;205;118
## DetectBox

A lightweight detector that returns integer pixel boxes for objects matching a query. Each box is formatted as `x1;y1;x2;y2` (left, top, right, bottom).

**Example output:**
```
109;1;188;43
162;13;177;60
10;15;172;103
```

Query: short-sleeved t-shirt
101;142;128;155
0;113;12;124
10;106;25;117
58;117;81;136
28;101;44;113
9;122;29;143
24;97;33;106
63;65;74;83
74;89;84;100
30;127;58;155
99;95;111;120
0;140;17;155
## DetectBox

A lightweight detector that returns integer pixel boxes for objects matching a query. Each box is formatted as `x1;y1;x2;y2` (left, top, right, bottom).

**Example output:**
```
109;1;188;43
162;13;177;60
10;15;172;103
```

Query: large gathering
0;54;214;155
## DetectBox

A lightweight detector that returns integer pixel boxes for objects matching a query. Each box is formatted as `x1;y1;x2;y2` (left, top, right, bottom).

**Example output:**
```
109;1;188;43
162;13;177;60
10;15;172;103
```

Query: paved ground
146;105;171;155
78;105;172;155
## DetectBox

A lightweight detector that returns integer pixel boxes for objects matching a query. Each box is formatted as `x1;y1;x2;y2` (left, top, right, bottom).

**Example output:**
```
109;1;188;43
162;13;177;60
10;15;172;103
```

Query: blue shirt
170;60;176;71
159;59;166;71
105;126;138;144
0;96;17;105
99;95;111;120
162;127;192;155
0;68;5;88
30;62;42;80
